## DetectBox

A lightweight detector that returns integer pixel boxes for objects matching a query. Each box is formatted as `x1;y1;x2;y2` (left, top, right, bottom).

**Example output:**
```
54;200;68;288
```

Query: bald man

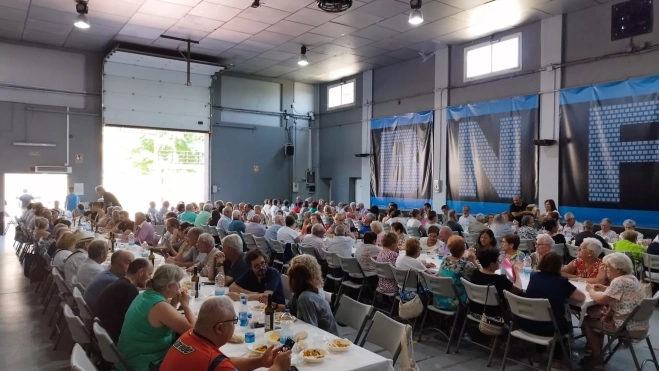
159;297;291;371
83;250;134;310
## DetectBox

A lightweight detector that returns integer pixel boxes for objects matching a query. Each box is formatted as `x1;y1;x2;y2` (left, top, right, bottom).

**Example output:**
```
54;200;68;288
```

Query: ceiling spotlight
251;0;261;8
74;1;90;29
409;0;423;25
298;46;309;66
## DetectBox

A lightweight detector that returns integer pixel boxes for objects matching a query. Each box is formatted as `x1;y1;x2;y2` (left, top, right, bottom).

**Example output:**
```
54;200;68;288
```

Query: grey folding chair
50;268;73;350
502;291;572;371
321;216;331;226
64;303;91;353
642;253;659;284
520;239;535;253
464;233;478;246
71;343;98;371
355;220;364;230
552;243;565;257
602;247;614;256
336;255;372;303
325;252;344;293
418;272;461;352
291;243;301;256
72;287;94;331
299;244;320;260
254;236;271;255
153;225;165;237
209;226;219;237
390;265;421;326
335;295;374;344
566;244;579;259
456;278;505;366
405;226;421;238
270;240;287;272
243;233;257;250
382;223;391;232
370;258;398;316
217;228;229;239
202;225;211;234
359;311;408;365
93;321;135;371
281;274;292;302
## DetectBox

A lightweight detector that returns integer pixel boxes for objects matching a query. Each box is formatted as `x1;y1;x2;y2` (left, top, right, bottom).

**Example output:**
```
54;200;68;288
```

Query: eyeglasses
252;261;267;269
216;316;239;326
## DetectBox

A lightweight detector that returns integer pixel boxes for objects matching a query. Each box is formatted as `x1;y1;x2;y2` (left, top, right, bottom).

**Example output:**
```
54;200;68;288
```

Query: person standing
18;189;34;212
95;185;121;211
509;195;534;224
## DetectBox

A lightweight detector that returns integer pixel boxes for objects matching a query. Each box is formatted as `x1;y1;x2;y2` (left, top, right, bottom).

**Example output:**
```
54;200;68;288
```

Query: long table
184;279;395;371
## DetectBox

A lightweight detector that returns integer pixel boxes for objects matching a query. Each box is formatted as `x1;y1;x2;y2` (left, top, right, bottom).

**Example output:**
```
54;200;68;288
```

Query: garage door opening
102;126;208;215
4;173;68;219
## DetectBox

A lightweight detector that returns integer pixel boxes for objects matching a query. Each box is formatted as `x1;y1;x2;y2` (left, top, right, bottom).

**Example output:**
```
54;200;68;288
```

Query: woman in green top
117;264;196;371
613;230;646;263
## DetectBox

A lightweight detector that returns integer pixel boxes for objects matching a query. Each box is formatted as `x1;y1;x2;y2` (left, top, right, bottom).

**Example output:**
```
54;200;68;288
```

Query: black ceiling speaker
611;0;653;41
317;0;352;13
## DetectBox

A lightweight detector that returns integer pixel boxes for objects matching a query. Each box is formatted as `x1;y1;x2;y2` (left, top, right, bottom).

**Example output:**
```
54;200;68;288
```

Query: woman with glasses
117;264;195;371
531;234;554;270
596;218;617;243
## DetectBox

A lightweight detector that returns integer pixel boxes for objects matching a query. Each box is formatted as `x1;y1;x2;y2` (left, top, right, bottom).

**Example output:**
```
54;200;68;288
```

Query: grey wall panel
563;3;659;88
373;57;435;118
449;22;541;106
318;123;362;203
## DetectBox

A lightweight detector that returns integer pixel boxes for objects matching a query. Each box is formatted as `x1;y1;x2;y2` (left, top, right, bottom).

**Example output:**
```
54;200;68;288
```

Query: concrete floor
2;231;658;371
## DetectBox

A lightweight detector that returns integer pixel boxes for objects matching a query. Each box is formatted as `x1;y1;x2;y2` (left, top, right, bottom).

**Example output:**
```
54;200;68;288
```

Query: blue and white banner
446;95;538;214
370;111;433;210
560;75;659;228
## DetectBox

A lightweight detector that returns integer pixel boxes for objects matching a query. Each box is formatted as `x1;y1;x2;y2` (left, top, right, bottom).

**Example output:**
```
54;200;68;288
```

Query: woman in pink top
376;232;400;294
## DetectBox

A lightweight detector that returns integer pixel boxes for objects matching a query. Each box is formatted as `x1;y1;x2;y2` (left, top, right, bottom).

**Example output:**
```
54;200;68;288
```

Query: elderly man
75;239;109;287
191;233;220;277
245;215;266;251
438;226;454;256
195;204;213;229
243;203;255;220
300;223;327;260
167;227;203;268
134;212;158;245
96;258;153;342
468;213;488;234
623;219;644;241
357;202;367;217
160;296;291;371
229;249;285;304
276;215;302;244
63;232;95;284
326;225;355;257
561;212;583;236
458;205;476;229
359;214;374;235
83;250;133;309
228;210;246;233
574;220;608;248
217;206;232;232
178;203;197;223
209;234;248;285
510;195;534;224
95;185;121;211
158;201;170;220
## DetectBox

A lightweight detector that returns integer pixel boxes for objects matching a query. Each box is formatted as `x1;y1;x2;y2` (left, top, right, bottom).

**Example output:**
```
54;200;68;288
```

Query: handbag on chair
398;270;424;320
478;284;503;336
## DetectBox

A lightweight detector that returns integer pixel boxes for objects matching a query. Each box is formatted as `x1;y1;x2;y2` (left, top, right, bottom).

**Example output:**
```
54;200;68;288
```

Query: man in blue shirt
217;207;232;232
263;215;284;253
83;250;134;310
65;186;79;212
227;210;246;233
228;249;285;305
359;214;374;235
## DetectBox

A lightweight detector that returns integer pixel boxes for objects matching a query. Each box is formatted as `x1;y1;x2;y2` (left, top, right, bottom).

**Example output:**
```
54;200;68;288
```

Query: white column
360;70;373;208
538;15;563;205
433;48;450;208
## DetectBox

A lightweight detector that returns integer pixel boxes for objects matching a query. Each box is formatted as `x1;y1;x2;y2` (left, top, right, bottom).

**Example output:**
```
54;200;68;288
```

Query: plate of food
327;338;352;352
247;343;269;354
266;330;281;345
274;312;297;324
250;303;267;311
300;348;328;363
228;334;244;344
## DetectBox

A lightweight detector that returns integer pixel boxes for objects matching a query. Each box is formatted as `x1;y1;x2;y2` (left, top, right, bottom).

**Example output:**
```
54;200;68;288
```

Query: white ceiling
0;0;616;83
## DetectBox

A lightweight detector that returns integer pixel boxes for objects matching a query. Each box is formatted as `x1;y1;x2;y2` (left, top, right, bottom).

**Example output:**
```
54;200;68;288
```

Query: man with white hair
245;215;266;250
228;210;246;233
194;204;213;229
159;296;291;371
270;199;281;220
95;185;121;211
561;212;583;236
192;233;221;277
438;226;454;256
359;214;374;235
158;201;170;220
209;234;248;285
217;206;232;232
134;212;158;246
358;202;366;217
300;223;327;260
263;215;284;255
458;205;476;229
75;239;110;287
623;219;644;241
326;225;354;257
64;232;95;285
244;203;255;220
178;203;197;223
468;213;488;234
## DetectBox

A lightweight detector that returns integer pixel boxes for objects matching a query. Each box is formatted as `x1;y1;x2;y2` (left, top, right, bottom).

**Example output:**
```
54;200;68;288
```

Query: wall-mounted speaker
284;143;294;156
611;0;653;41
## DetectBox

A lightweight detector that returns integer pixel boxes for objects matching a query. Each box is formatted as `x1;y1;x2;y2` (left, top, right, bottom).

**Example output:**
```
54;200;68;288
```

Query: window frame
327;79;356;110
463;32;523;82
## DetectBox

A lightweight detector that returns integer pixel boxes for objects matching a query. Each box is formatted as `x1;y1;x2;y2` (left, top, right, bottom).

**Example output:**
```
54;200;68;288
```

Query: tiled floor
2;231;659;371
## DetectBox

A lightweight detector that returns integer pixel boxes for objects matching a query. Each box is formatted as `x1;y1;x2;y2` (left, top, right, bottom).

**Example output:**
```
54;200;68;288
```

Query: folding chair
153;225;165;237
281;274;292;302
325;252;344;294
370;258;398;316
209;226;219;237
382;223;391;232
602;247;614;256
243;233;257;250
336;255;372;303
520;239;535;253
321;216;331;226
418;272;461;352
502;291;572;371
270;240;287;272
299;244;320;260
50;268;74;350
464;233;478;246
201;225;211;234
64;304;92;354
390;266;422;326
217;228;229;239
641;253;659;284
71;343;98;371
335;295;374;344
254;236;271;256
456;278;505;366
355;220;364;230
566;244;579;259
93;322;134;371
72;288;94;330
290;243;300;256
359;311;408;365
405;226;421;238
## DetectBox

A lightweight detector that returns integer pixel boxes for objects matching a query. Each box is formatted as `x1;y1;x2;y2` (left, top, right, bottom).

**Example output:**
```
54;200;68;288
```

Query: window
327;80;355;109
464;33;521;82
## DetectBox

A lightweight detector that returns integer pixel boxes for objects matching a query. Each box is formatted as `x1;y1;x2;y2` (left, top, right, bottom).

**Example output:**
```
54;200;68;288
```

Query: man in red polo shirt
159;297;291;371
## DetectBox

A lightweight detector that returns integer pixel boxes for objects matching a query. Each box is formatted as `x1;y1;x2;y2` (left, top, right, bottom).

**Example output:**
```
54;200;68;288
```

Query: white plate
247;343;269;354
300;349;328;363
266;330;281;345
327;338;352;352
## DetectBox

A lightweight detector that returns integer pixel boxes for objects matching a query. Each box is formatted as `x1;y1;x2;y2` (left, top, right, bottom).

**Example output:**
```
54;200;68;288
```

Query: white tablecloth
185;283;394;371
100;246;166;268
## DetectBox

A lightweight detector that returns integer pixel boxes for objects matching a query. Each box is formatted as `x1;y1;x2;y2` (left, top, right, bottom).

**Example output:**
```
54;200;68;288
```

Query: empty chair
254;236;270;255
209;226;219;237
72;288;94;325
325;252;344;294
71;343;98;371
63;304;91;352
153;225;165;237
270;240;287;272
201;225;211;234
641;253;659;283
217;228;229;239
418;272;461;352
359;311;409;365
50;268;73;350
566;244;579;259
299;244;320;260
405;226;421;238
336;255;372;303
334;295;374;344
93;322;134;371
370;258;398;316
552;243;565;257
242;233;257;250
520;239;535;253
281;274;292;302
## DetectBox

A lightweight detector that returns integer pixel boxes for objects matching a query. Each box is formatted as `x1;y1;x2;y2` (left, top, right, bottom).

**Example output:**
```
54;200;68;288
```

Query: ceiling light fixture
409;0;423;25
317;0;352;13
74;1;90;29
251;0;261;8
298;46;309;66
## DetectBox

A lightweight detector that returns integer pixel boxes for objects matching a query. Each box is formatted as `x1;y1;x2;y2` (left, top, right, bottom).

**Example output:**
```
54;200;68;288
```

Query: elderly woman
517;215;537;241
351;232;381;290
327;213;352;237
34;217;51;241
370;221;385;246
582;253;649;369
471;229;498;255
596;218;617;243
103;210;121;232
613;230;646;262
375;232;400;295
531;234;554;270
52;231;76;272
390;222;407;250
434;236;477;310
561;238;606;284
444;209;464;236
118;264;195;371
623;219;644;241
420;225;441;253
501;234;525;264
396;239;436;301
490;214;515;237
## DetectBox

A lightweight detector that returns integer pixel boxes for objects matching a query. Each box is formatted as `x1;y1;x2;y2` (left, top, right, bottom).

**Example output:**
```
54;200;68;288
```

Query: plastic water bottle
523;254;532;276
128;232;135;246
239;294;249;329
140;242;149;258
214;271;226;296
279;309;294;345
